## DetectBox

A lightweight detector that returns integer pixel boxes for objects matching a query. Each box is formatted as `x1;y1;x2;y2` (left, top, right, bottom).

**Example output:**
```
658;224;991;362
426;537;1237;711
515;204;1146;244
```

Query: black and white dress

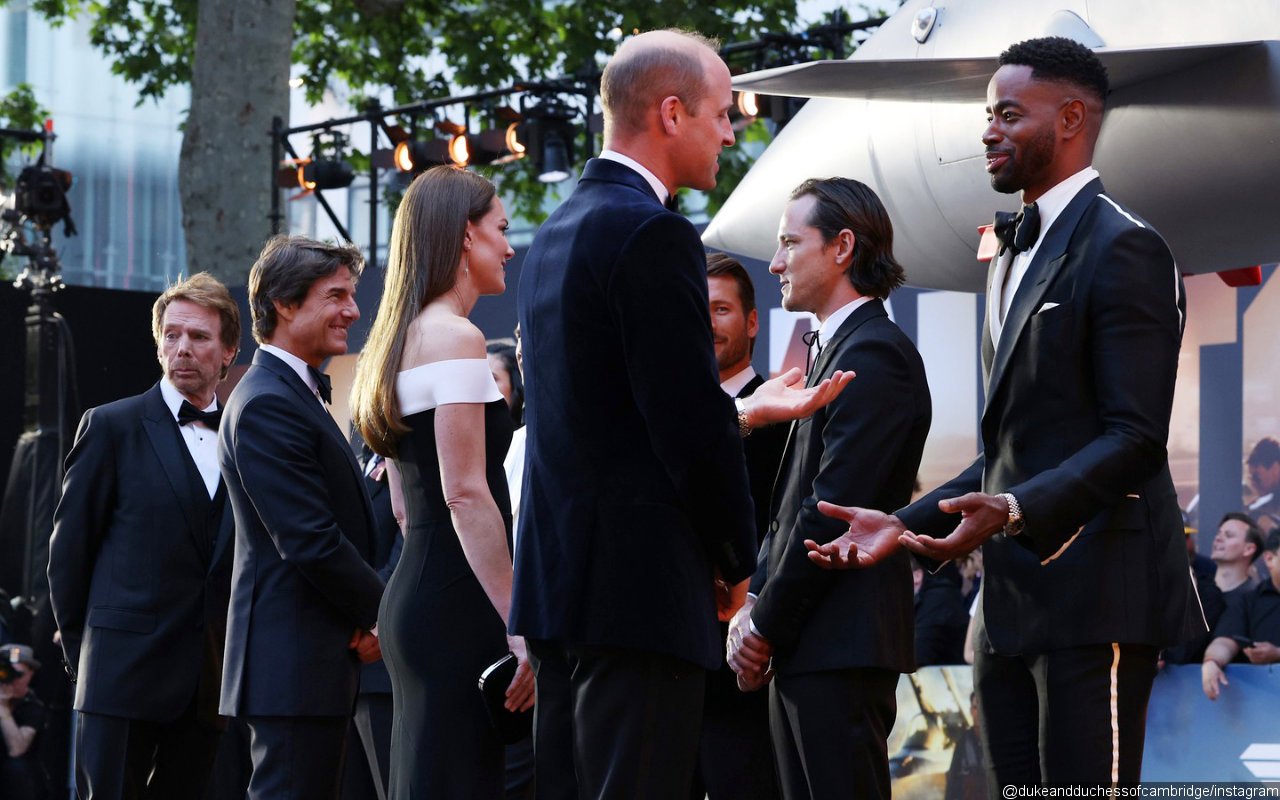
380;359;513;798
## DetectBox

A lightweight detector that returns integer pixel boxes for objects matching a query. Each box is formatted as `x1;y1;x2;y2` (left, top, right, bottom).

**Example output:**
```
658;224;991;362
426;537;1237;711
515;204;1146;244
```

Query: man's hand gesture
744;368;854;427
806;504;905;569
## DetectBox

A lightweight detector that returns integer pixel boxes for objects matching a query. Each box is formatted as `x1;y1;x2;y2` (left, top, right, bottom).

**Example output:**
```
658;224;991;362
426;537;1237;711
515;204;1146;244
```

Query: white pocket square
1035;302;1060;314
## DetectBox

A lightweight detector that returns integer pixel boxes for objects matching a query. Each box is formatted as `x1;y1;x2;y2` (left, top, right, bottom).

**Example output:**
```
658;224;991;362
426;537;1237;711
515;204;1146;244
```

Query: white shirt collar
720;365;758;397
159;377;217;418
259;343;319;395
818;296;873;348
1027;166;1100;244
599;150;669;205
1249;492;1276;511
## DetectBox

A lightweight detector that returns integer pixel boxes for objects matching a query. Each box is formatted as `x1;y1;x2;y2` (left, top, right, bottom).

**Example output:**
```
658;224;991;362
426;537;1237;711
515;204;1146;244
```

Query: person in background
1;644;49;800
914;562;970;667
1246;438;1280;534
1209;512;1263;612
487;339;523;427
693;252;786;800
1202;531;1280;700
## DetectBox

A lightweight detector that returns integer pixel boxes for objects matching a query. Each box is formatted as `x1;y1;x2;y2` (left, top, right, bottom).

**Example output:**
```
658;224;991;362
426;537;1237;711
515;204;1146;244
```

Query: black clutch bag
478;652;533;744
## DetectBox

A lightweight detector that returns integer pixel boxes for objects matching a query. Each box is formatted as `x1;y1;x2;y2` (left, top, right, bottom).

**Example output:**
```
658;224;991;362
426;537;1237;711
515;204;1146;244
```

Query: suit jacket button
770;520;779;532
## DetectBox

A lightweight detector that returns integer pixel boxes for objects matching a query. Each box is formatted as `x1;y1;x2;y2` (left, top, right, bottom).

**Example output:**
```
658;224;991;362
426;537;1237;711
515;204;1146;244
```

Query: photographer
1;644;47;800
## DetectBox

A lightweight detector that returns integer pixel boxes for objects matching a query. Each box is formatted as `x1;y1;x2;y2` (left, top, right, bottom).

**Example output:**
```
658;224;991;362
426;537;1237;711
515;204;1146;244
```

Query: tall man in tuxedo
48;273;240;799
219;236;384;798
694;253;787;800
808;38;1203;787
729;178;929;799
513;29;850;799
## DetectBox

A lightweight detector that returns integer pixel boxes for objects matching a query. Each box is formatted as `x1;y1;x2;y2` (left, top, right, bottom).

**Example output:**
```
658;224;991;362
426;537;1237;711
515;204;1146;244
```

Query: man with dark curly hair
808;37;1204;788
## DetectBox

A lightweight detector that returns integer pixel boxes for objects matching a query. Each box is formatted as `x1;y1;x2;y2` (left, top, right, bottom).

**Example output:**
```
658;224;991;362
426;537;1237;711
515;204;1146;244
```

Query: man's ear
273;298;297;324
1059;97;1088;140
746;308;759;340
659;95;682;136
833;229;856;268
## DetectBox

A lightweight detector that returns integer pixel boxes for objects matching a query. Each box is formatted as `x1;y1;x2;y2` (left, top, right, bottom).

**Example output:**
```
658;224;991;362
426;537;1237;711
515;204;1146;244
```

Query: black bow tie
802;329;822;374
993;202;1041;256
308;366;332;404
664;193;680;213
177;400;221;430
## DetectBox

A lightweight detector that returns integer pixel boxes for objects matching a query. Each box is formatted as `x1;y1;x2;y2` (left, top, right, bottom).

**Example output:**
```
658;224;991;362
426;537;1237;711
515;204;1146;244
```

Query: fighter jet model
704;0;1280;292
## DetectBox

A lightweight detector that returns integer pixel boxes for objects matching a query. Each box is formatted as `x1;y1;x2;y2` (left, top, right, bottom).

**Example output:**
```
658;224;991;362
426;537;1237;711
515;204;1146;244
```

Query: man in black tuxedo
219;236;384;799
513;29;850;800
809;38;1203;788
48;273;240;799
728;178;929;799
693;253;787;800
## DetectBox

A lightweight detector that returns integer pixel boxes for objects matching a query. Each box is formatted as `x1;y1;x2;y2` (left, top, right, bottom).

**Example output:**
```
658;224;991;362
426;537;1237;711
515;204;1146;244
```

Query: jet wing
732;41;1269;102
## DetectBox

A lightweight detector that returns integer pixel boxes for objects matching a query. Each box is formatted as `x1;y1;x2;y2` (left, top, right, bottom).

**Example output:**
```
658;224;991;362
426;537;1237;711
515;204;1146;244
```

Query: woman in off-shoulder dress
350;166;534;798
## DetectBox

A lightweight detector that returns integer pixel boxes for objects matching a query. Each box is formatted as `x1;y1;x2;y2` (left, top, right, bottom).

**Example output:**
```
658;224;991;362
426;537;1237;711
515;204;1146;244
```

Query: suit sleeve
751;335;922;650
47;407;116;674
605;212;757;583
1007;225;1183;559
226;392;384;629
898;455;985;539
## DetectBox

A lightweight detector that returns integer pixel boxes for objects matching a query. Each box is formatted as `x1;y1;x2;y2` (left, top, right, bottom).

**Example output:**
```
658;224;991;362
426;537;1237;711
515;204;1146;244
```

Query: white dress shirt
720;365;758;398
159;378;220;498
989;166;1100;350
258;343;322;403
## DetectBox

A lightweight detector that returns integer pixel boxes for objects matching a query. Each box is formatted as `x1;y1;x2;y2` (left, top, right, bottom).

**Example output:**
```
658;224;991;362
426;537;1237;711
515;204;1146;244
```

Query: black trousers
974;643;1158;792
244;715;350;800
528;640;705;800
691;668;778;800
75;699;221;800
768;667;898;800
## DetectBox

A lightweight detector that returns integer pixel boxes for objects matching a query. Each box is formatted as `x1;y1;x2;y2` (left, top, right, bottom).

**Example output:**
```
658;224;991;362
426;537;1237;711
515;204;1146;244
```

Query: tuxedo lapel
985;180;1102;407
140;384;205;549
771;300;887;516
982;250;1009;386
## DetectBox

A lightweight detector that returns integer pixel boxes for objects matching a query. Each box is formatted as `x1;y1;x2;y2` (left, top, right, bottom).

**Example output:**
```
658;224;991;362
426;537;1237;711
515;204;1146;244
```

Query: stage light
277;131;357;193
448;133;469;166
516;102;577;183
537;129;571;183
300;158;355;190
467;123;526;165
392;136;468;172
505;122;526;156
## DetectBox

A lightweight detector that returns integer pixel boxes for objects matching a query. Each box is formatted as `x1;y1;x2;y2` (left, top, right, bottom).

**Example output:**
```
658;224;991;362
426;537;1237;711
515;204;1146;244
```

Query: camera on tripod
11;164;74;231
